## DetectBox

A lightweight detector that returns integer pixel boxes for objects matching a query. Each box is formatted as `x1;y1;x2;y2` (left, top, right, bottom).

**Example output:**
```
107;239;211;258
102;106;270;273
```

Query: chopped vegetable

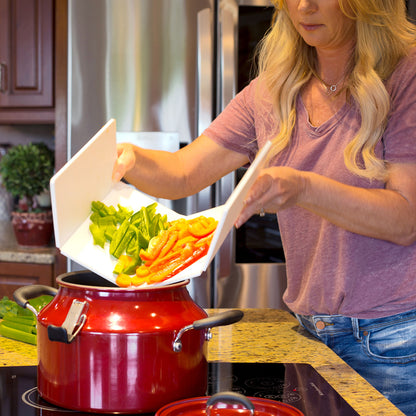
0;324;36;345
0;295;53;345
124;216;217;287
89;201;218;286
0;296;31;318
89;201;169;275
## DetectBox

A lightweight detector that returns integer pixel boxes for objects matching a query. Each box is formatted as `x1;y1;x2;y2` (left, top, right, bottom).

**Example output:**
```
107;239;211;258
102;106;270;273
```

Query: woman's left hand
235;166;305;228
236;162;416;246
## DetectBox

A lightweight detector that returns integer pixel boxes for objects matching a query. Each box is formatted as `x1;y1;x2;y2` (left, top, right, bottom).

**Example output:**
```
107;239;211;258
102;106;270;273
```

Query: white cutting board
50;119;272;287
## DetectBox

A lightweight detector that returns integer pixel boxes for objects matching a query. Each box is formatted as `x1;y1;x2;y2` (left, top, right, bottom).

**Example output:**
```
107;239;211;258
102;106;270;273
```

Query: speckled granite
0;335;37;366
0;308;404;415
0;220;56;264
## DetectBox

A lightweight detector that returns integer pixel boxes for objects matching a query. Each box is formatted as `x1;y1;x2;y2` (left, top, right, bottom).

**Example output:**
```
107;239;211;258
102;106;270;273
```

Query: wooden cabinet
0;262;55;299
0;0;54;123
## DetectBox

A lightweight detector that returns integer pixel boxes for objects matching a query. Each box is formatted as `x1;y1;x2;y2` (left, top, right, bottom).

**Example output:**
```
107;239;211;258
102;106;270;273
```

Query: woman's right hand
112;143;136;182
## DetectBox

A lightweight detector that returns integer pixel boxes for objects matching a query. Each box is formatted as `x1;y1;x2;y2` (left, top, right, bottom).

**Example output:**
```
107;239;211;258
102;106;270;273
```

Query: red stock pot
14;271;244;414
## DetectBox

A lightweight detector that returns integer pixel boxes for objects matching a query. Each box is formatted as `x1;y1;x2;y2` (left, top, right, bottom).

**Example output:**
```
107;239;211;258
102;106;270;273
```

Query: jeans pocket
363;318;416;364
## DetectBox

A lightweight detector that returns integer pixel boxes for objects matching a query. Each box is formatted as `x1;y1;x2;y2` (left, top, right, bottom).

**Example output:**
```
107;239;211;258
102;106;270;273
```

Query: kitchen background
1;0;416;309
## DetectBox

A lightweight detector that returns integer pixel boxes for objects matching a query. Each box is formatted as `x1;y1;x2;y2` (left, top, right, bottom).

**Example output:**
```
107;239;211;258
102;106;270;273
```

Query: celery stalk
0;323;36;345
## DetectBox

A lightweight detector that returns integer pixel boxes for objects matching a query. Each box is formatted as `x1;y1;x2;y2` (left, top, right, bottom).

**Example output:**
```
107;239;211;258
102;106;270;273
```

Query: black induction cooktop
0;363;359;415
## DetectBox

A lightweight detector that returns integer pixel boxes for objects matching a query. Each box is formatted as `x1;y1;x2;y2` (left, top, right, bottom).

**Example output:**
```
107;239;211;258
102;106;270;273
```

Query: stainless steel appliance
408;0;416;20
67;0;286;309
213;0;288;310
68;0;217;306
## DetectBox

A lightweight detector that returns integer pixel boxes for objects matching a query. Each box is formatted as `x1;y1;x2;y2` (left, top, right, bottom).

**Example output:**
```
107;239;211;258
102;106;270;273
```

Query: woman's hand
235;166;305;228
112;143;136;182
236;162;416;246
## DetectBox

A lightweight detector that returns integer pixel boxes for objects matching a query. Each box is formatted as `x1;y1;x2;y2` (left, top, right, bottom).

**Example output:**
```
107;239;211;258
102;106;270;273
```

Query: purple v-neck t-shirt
203;49;416;318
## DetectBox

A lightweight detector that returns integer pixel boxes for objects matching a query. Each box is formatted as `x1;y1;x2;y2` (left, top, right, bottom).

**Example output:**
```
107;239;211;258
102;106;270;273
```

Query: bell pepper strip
90;201;169;273
109;220;138;259
139;230;170;262
132;242;209;286
169;243;209;276
147;243;209;284
131;275;148;286
109;219;130;256
172;235;198;251
188;217;217;238
145;249;183;271
89;202;217;285
158;231;178;258
195;233;214;247
146;260;185;284
113;254;136;275
115;273;133;288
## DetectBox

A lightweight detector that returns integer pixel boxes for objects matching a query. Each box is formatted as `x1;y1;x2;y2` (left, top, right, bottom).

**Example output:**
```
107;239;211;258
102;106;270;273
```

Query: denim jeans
295;309;416;416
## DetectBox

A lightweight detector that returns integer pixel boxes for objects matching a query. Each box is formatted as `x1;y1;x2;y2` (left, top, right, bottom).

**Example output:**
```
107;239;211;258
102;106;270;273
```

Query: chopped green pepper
90;201;169;276
89;223;107;248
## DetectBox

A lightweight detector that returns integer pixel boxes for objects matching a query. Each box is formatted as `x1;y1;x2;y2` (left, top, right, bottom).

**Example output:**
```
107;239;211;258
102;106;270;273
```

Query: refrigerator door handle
218;0;238;111
197;8;213;136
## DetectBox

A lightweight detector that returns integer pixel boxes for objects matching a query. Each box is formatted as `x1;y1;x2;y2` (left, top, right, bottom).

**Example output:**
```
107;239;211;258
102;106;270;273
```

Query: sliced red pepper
168;243;209;276
158;231;178;258
148;244;209;284
147;249;183;271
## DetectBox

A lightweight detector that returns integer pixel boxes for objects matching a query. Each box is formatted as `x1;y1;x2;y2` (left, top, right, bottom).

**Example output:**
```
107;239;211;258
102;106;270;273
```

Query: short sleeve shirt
203;48;416;318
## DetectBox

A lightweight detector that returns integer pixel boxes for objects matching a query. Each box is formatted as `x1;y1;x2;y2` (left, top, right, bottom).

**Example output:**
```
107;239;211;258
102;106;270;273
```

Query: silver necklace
315;72;346;95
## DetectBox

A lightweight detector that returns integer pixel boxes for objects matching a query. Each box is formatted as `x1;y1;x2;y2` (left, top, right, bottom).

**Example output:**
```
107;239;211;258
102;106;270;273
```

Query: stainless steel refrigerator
68;0;289;309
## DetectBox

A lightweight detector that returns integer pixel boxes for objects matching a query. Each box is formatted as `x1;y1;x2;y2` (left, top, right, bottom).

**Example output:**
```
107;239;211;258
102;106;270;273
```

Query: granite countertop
0;308;404;415
0;220;56;264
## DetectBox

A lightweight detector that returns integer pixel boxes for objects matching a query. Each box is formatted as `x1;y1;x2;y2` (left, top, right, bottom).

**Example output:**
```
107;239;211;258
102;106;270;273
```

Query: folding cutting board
50;119;272;287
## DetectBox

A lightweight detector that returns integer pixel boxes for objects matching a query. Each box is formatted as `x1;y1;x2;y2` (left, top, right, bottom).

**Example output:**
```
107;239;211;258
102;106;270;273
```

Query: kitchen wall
0;125;55;149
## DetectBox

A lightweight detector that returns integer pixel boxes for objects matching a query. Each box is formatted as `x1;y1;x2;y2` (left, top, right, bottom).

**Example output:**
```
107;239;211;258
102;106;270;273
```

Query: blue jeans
295;310;416;416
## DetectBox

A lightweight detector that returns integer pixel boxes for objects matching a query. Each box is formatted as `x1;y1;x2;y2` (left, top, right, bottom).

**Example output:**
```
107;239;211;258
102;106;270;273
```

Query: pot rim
56;269;190;292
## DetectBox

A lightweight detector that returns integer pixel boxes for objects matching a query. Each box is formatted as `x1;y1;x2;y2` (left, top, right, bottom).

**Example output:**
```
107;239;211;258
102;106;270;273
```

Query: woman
113;1;416;413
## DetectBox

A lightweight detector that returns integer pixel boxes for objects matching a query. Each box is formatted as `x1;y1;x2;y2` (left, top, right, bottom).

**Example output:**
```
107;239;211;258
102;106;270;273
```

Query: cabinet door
0;262;54;299
0;0;54;123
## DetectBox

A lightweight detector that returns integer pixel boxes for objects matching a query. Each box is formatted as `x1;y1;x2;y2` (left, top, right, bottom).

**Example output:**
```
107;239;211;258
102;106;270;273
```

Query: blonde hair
257;0;416;181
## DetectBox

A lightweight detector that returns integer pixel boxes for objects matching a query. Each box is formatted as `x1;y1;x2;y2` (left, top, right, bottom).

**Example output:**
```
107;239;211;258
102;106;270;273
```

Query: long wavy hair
257;0;416;181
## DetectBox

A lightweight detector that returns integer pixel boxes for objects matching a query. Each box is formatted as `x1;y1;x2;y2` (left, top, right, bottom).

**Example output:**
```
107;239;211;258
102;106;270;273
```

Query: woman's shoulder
390;46;416;78
386;46;416;94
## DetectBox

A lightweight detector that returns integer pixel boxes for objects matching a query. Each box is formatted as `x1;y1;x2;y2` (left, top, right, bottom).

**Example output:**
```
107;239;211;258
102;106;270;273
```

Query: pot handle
206;392;254;416
47;299;88;344
14;284;58;317
192;310;244;330
173;309;243;352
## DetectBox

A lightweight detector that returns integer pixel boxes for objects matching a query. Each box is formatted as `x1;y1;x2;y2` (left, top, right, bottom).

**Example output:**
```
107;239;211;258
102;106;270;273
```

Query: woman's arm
112;134;249;200
236;162;416;246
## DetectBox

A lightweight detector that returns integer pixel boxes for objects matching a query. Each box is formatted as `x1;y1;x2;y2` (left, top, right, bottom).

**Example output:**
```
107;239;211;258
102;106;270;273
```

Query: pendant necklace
314;72;346;95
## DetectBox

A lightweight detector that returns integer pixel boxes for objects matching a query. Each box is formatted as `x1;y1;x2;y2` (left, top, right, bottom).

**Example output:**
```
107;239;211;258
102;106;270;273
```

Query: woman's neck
314;40;355;84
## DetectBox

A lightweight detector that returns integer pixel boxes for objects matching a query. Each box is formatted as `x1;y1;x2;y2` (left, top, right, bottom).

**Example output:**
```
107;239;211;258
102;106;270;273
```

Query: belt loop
351;318;361;340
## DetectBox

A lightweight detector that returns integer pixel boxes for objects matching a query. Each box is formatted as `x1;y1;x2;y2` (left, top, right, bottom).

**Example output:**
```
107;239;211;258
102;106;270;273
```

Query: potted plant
0;142;55;246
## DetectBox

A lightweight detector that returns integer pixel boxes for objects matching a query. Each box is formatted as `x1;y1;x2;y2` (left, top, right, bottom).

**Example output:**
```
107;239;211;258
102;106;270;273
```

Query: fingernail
112;169;122;182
